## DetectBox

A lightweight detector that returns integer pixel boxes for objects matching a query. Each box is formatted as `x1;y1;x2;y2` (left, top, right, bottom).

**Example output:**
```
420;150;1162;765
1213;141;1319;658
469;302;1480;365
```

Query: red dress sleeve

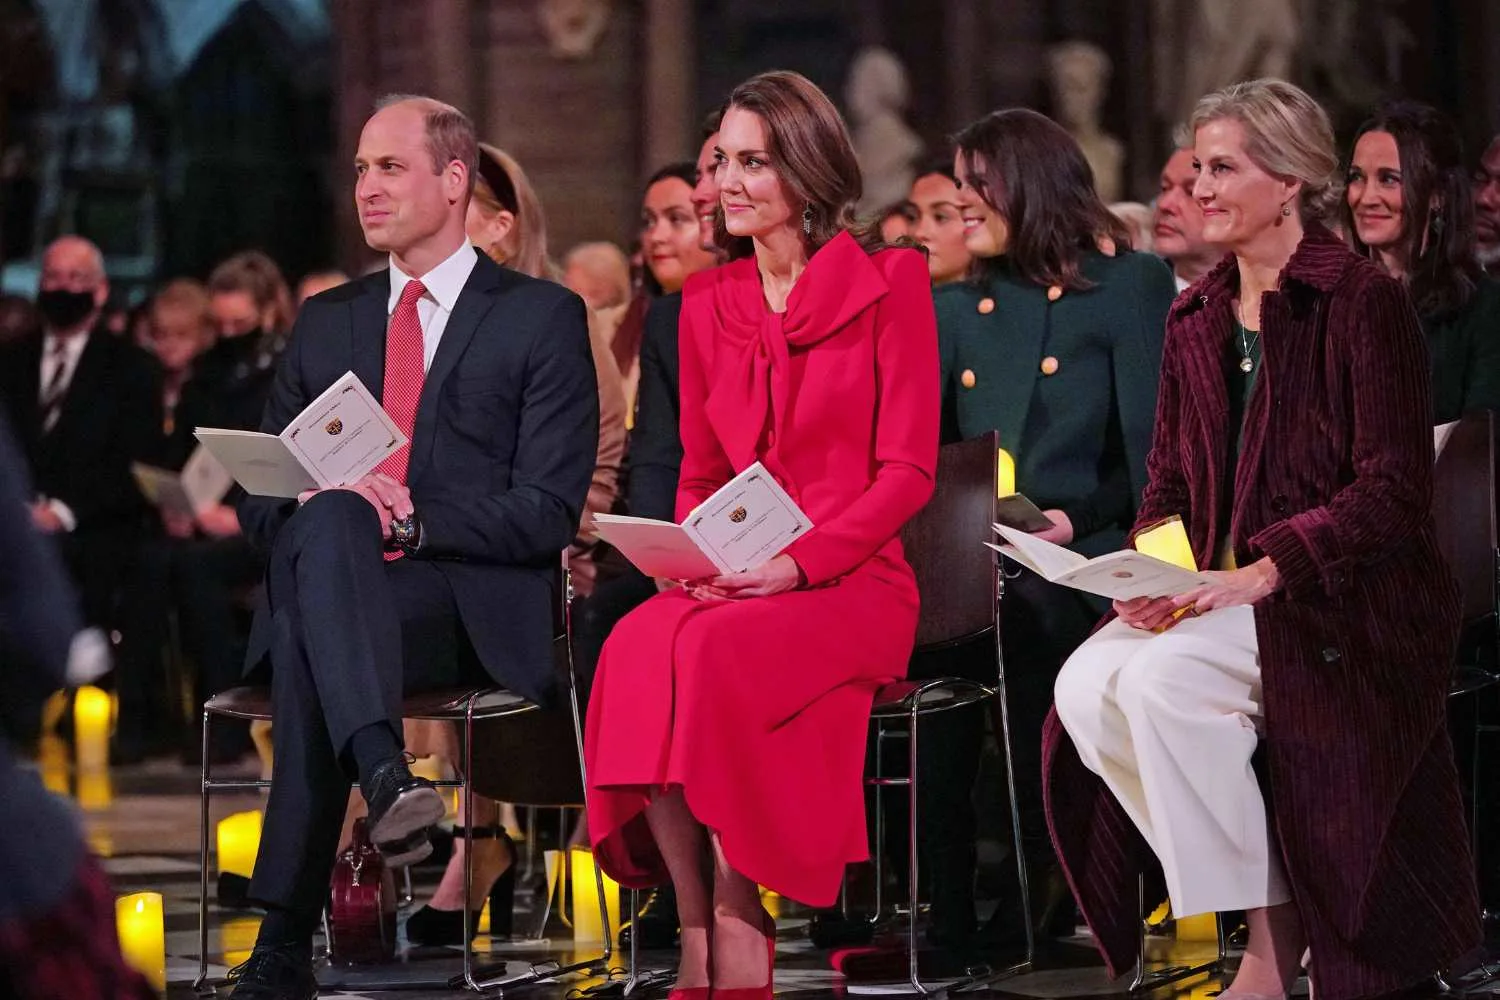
785;250;939;585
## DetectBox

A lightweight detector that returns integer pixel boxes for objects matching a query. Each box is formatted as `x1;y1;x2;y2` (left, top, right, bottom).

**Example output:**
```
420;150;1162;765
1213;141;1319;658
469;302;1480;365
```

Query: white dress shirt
387;241;480;372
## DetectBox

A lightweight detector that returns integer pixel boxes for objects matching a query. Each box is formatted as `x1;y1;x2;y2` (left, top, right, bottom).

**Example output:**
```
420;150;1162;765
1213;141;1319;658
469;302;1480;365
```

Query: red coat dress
1043;226;1479;1000
584;232;938;906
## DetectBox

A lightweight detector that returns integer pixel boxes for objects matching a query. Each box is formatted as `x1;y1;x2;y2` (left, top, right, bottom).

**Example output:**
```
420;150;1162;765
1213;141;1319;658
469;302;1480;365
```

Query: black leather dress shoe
364;754;445;868
620;885;681;949
225;944;317;999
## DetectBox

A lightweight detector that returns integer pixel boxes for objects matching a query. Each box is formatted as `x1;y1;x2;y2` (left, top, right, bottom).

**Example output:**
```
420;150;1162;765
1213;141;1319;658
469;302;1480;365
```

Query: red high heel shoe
713;908;776;1000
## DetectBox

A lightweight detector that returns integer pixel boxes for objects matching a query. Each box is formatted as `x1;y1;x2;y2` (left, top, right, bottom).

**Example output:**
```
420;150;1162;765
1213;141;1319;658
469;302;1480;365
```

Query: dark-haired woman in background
930;107;1175;953
586;70;937;998
1345;100;1500;422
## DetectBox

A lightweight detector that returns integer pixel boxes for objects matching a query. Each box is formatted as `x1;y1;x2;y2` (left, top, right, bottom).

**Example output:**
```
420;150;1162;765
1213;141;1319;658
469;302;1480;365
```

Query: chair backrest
900;432;999;650
1432;411;1497;626
469;554;587;806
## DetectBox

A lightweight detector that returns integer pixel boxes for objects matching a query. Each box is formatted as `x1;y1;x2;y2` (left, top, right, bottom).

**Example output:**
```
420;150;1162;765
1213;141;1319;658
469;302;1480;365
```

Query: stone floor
33;754;1488;999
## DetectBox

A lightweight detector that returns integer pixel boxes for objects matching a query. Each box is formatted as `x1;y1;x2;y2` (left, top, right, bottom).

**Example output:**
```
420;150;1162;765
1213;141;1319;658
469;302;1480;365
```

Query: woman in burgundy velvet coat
1047;79;1478;1000
584;71;938;1000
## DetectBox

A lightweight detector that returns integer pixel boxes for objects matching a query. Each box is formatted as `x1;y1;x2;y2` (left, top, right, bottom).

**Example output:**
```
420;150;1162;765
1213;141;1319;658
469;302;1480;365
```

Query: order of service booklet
592;462;814;580
131;444;235;518
986;523;1210;601
193;372;406;499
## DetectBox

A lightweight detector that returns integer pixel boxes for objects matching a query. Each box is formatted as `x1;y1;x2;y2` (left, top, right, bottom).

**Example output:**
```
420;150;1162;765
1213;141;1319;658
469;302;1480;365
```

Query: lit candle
217;810;263;879
76;768;112;812
1134;515;1196;570
116;892;165;991
1177;912;1218;942
37;734;69;796
996;448;1016;498
569;847;621;942
220;915;261;968
74;685;112;770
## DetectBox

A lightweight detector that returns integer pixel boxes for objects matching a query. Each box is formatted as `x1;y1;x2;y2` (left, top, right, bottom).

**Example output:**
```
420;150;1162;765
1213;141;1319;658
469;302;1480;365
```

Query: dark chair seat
870;678;994;718
204;684;535;723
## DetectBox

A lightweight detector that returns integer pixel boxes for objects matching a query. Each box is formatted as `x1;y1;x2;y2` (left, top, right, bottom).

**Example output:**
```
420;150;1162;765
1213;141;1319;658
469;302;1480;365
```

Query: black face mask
35;288;96;330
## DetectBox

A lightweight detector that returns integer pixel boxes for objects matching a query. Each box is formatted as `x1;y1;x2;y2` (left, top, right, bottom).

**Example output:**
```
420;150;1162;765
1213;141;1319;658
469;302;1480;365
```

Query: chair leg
872;721;886;923
906;705;926;995
194;709;213;995
1128;875;1222;993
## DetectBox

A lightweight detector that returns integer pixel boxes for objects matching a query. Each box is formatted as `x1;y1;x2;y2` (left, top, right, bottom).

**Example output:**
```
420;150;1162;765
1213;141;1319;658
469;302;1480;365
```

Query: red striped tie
375;279;425;559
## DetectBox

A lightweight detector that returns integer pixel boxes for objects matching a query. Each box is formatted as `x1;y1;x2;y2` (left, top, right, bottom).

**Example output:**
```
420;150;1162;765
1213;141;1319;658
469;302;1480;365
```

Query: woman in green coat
926;107;1176;954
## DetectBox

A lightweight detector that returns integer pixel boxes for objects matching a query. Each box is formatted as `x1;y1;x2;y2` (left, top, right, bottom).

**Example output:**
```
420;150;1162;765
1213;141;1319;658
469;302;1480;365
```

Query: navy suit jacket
626;293;683;521
239;250;599;705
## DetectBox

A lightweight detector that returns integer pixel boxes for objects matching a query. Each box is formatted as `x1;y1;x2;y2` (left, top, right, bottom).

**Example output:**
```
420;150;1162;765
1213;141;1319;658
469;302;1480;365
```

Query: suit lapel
987;280;1049;455
408;255;500;482
350;273;389;405
51;333;106;438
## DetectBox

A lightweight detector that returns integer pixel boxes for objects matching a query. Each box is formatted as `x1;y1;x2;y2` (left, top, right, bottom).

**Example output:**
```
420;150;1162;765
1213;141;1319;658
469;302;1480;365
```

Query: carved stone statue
845;47;923;217
1156;0;1300;131
537;0;611;60
1047;40;1125;205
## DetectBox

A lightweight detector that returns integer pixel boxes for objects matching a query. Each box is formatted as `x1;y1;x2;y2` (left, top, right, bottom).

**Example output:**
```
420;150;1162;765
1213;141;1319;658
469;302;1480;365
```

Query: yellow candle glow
1177;912;1218;942
217;810;263;879
37;734;69;796
569;846;621;942
76;768;112;811
74;685;112;770
220;915;261;967
116;892;165;991
996;448;1016;498
1133;515;1196;570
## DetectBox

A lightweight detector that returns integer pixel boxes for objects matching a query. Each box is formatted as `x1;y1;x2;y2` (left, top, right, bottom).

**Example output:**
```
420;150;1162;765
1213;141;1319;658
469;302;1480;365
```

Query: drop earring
802;205;813;236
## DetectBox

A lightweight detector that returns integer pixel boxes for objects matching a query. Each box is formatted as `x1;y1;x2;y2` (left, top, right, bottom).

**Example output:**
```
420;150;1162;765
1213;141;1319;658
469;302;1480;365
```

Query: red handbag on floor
327;818;397;965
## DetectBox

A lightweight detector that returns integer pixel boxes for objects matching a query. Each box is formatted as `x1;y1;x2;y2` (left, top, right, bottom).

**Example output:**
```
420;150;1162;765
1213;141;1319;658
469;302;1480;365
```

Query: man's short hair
375;93;479;195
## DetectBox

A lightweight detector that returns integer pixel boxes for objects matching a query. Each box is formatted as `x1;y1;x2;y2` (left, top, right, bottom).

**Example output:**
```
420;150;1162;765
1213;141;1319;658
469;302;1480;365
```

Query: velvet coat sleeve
1131;322;1191;540
783;251;939;585
1247;273;1436;601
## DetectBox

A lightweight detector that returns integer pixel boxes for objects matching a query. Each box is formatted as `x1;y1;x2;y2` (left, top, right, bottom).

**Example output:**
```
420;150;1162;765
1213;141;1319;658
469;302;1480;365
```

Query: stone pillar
425;0;478;119
943;0;985;130
641;0;695;173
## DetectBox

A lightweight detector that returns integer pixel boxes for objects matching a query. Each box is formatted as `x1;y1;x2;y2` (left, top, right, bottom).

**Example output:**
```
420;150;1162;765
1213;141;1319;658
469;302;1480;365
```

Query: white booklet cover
593;462;813;580
987;523;1209;600
131;444;235;518
193;371;406;498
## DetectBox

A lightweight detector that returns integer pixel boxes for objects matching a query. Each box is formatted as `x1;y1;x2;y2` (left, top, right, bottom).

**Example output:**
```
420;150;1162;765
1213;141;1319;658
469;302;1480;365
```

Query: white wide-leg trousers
1053;604;1291;917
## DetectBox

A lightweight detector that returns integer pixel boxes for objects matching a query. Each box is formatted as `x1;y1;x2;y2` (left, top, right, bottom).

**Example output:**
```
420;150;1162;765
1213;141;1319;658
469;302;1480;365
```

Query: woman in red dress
584;70;939;998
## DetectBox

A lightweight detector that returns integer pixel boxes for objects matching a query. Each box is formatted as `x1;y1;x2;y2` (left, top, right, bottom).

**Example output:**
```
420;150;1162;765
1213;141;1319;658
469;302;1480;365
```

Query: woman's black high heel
405;826;517;946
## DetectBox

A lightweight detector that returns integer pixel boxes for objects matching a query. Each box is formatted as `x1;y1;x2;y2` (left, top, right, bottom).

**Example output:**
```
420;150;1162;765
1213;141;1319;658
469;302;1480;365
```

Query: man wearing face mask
0;235;160;629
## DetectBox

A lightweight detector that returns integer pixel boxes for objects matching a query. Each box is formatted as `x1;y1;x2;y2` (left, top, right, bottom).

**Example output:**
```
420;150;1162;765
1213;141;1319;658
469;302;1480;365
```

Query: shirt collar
388;241;479;315
43;329;90;362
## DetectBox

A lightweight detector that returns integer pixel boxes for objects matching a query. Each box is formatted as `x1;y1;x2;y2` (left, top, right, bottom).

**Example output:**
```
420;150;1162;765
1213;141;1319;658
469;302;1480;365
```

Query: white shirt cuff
46;498;77;532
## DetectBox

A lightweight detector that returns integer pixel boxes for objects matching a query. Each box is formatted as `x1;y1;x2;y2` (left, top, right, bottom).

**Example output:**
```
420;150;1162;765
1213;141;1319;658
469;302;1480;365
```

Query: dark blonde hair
207;250;294;336
149;278;214;344
472;144;550;279
712;70;882;260
1189;78;1342;224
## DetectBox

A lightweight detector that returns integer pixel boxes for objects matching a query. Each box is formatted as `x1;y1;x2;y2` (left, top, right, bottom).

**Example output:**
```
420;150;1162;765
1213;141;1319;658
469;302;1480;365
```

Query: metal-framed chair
1432;412;1500;991
858;432;1033;994
1127;877;1226;992
193;557;612;996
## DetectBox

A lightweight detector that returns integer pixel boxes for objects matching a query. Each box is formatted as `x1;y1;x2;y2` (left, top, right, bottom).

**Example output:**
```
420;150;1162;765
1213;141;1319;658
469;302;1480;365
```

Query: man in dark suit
230;95;597;997
0;235;160;629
